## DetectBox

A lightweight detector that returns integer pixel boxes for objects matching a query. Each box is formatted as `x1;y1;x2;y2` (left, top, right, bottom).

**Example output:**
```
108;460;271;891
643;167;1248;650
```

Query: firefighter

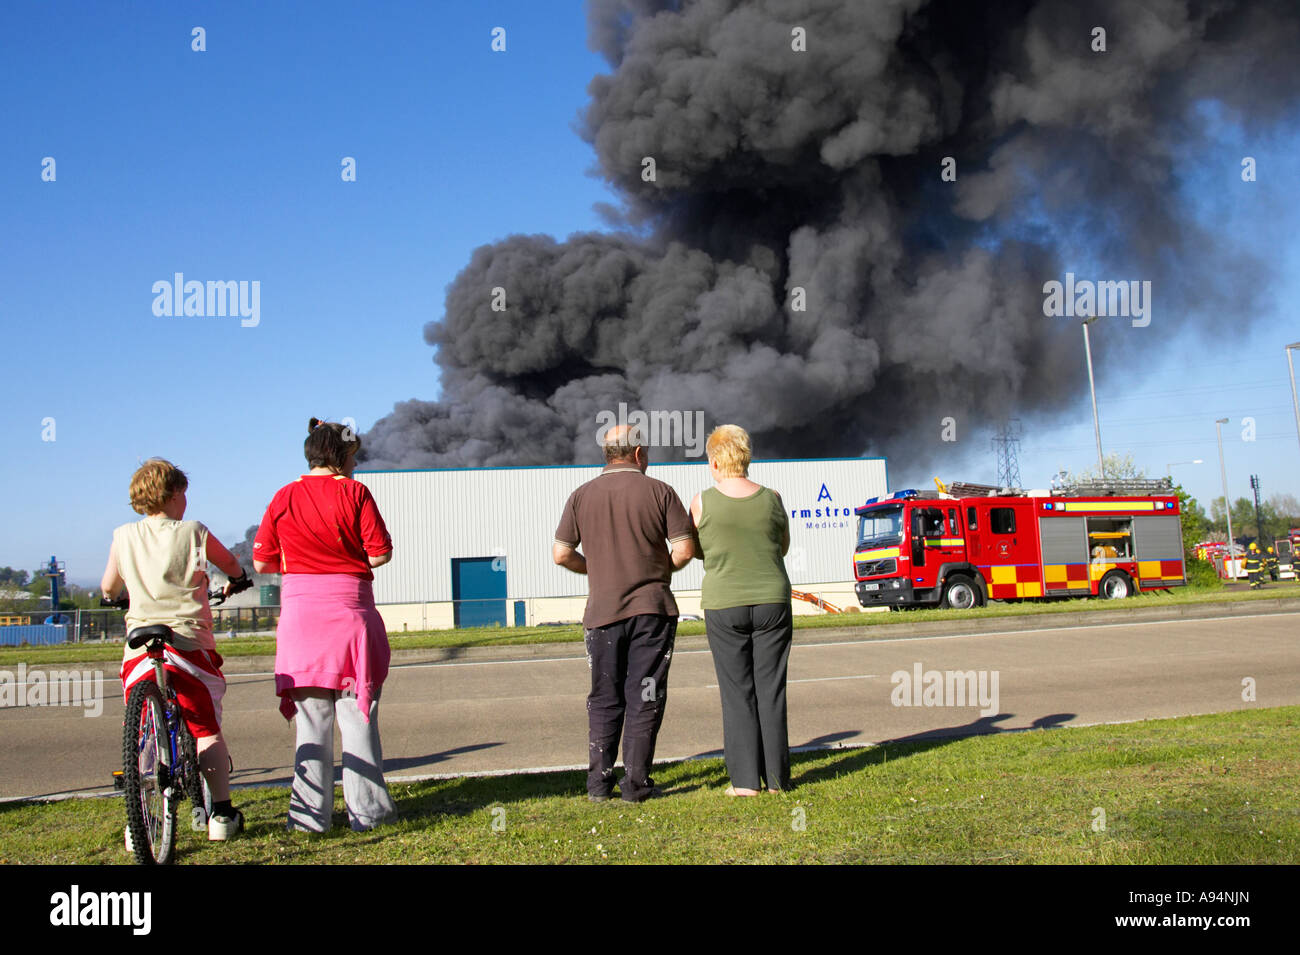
1245;542;1264;589
1266;545;1279;582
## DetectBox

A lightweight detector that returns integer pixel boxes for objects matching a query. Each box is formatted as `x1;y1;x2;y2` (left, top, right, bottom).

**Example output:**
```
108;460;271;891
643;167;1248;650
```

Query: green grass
1;580;1294;666
2;706;1296;864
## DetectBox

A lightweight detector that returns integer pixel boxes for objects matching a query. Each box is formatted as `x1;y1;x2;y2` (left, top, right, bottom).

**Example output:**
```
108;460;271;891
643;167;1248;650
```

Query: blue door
451;557;507;628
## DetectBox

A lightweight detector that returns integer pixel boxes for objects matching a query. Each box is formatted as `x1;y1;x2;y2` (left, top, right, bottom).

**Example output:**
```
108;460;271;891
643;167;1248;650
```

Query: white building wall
355;458;888;606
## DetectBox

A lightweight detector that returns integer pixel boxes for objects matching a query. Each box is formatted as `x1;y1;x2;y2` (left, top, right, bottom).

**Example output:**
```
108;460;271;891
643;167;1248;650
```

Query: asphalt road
1;608;1296;801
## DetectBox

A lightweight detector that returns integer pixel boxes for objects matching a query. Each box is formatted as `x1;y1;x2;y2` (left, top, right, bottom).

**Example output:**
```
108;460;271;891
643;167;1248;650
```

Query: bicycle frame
142;652;181;793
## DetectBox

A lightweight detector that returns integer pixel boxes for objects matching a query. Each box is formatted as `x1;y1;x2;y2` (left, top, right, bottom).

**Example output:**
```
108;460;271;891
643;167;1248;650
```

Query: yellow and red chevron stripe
1043;563;1090;591
1137;559;1185;584
982;564;1042;599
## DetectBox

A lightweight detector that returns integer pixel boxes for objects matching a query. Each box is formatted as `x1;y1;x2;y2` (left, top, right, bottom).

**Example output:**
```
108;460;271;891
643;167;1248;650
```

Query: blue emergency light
859;489;918;510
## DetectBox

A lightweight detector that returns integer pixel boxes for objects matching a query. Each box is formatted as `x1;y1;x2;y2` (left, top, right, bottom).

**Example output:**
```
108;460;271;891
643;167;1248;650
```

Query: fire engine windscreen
858;506;904;547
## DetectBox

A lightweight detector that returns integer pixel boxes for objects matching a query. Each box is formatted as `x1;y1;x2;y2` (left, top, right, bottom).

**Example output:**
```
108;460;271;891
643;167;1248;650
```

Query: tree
1207;495;1292;546
1266;493;1300;539
0;567;29;587
1174;485;1209;559
1057;452;1146;486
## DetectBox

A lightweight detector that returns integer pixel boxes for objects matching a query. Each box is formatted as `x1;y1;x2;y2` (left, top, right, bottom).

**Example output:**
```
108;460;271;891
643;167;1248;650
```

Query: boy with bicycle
101;458;249;842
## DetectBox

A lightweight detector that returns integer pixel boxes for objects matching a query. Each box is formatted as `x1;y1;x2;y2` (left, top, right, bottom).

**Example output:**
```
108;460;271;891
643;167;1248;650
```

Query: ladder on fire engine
943;480;1011;497
1053;478;1174;497
936;477;1174;498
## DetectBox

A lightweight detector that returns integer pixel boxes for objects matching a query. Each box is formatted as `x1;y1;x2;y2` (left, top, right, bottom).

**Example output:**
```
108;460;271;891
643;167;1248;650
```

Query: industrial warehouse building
354;457;887;632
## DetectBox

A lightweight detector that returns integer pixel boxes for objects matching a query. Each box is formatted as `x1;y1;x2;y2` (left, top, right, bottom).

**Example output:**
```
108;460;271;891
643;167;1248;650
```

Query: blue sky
2;1;1298;585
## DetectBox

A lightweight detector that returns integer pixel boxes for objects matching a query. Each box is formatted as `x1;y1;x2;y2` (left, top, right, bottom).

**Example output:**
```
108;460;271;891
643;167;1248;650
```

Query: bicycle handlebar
209;572;255;607
99;570;255;610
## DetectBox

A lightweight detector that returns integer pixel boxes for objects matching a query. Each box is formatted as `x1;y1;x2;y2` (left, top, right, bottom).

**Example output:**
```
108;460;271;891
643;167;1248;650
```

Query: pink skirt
274;573;390;722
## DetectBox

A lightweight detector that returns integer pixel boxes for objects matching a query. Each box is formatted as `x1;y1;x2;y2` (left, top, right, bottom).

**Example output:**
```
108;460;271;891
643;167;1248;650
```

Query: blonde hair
129;458;188;515
707;425;751;478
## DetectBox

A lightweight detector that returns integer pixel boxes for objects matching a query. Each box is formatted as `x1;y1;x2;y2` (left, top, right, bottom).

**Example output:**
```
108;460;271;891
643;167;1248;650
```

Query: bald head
602;424;646;466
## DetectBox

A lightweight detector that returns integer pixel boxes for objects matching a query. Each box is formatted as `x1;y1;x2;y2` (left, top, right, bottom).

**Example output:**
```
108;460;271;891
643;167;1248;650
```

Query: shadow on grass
790;712;1076;787
387;713;1082;814
391;766;593;822
227;742;507;790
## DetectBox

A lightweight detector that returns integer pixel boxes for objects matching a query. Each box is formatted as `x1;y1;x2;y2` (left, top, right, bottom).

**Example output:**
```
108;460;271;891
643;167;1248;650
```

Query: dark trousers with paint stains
704;602;793;791
585;614;676;801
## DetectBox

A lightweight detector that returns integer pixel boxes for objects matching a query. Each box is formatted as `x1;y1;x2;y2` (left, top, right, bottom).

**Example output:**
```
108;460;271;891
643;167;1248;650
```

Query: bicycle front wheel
122;680;177;864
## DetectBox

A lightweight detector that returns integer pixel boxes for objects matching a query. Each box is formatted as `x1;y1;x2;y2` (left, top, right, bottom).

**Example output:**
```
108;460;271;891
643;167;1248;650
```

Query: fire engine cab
853;479;1185;610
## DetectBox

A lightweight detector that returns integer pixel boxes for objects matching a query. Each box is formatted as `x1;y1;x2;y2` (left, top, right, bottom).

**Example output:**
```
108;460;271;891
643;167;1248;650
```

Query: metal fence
0;601;547;644
0;606;282;645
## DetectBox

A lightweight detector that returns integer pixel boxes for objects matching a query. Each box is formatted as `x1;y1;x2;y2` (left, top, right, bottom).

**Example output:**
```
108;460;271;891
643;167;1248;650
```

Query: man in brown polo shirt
553;424;695;802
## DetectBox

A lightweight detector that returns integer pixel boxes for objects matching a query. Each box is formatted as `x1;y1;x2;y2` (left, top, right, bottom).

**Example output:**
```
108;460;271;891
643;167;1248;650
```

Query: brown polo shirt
554;465;694;629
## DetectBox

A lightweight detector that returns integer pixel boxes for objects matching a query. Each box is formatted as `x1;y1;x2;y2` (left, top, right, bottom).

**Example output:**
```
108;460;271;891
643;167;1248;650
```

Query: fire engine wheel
941;576;981;610
1099;570;1133;600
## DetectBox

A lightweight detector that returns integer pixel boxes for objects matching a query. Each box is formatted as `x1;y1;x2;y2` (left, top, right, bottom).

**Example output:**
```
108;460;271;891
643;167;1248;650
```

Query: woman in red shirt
254;418;396;832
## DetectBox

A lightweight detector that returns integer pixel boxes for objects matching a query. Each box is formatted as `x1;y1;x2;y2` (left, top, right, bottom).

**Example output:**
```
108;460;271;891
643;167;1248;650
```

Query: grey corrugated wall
355;458;888;604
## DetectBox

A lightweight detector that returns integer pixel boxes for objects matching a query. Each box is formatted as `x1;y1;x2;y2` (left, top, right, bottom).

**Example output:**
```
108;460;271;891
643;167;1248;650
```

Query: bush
1184;557;1223;590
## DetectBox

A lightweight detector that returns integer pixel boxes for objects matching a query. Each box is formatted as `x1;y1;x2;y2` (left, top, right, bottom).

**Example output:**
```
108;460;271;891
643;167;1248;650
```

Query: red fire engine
853;479;1185;610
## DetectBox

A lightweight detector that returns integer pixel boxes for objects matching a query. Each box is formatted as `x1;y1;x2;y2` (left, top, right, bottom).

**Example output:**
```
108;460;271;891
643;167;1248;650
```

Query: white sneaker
208;808;244;841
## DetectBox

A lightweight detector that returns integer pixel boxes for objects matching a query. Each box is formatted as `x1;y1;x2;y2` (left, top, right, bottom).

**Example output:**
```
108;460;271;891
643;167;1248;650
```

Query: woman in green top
689;425;793;795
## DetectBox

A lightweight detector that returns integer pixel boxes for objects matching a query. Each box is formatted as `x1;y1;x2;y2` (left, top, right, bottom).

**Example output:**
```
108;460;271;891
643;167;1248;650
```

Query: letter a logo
816;483;832;503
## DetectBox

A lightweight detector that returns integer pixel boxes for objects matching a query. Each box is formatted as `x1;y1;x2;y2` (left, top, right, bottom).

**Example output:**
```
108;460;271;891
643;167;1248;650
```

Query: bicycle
105;575;253;865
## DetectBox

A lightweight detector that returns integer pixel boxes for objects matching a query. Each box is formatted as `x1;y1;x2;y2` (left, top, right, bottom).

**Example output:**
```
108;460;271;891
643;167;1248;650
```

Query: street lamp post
1286;342;1300;457
1082;318;1104;475
1215;418;1236;575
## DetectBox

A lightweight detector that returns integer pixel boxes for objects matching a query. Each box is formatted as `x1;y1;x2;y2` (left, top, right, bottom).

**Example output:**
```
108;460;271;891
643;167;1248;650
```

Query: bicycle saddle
127;625;178;650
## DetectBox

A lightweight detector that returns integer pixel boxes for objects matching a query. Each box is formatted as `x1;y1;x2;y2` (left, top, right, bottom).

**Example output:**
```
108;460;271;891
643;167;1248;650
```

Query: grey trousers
704;602;793;791
288;688;396;832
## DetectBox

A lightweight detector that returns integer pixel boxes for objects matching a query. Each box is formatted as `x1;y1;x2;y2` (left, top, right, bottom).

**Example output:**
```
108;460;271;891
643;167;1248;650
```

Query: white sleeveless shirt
113;516;214;653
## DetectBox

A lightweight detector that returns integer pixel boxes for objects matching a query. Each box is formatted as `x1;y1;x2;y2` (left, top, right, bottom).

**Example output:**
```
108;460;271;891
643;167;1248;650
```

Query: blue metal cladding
0;624;68;646
451;557;507;628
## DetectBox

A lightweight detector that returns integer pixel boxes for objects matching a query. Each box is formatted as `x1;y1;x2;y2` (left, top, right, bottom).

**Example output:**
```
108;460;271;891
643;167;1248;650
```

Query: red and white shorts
120;646;227;739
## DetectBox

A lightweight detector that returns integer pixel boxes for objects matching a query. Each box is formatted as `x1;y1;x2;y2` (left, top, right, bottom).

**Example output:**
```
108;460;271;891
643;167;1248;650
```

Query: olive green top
697;486;792;611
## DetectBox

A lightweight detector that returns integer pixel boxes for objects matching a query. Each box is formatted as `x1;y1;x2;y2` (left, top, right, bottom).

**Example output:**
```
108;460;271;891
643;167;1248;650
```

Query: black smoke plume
361;0;1299;473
